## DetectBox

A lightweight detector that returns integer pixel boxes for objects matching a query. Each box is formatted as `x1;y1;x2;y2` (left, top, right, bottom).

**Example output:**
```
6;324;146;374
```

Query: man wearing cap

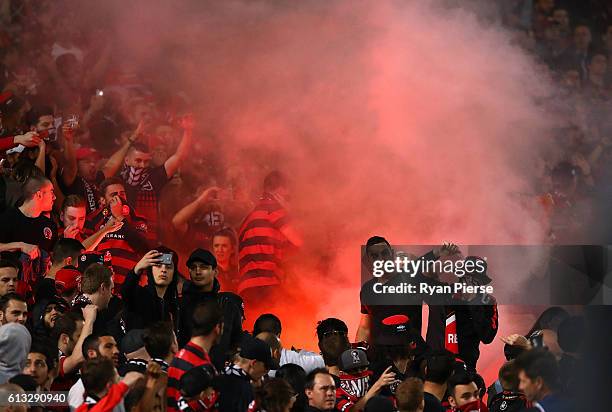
35;238;84;306
178;248;244;369
335;348;399;412
216;335;276;412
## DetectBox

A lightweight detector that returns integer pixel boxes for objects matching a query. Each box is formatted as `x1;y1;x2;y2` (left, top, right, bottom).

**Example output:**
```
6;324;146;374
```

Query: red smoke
71;0;562;383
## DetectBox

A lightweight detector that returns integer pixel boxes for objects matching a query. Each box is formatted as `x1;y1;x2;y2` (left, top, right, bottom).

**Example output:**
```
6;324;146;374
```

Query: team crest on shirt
141;181;153;191
43;227;53;239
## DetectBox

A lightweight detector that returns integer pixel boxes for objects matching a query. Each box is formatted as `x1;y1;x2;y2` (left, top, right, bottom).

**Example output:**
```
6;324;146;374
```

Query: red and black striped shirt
237;193;289;293
167;341;215;412
84;207;149;290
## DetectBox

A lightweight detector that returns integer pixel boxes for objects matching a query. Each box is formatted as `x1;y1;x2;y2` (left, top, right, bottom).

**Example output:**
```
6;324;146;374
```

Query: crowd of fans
0;0;609;411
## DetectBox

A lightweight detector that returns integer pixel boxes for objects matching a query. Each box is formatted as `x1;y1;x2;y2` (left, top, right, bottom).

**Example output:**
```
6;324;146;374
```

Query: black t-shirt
59;170;105;213
0;207;58;253
187;201;225;248
423;392;445;412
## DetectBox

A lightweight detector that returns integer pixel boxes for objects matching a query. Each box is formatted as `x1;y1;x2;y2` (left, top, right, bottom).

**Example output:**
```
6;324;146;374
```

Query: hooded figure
31;296;67;341
121;246;179;330
0;323;32;383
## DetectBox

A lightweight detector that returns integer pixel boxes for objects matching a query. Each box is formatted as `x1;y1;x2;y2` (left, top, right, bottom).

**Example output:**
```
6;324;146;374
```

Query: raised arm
163;114;193;177
102;121;143;178
171;187;218;233
62;304;97;374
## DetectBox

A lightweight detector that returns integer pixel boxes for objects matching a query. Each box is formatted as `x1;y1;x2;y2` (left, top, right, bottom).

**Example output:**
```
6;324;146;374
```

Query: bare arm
62;305;97;374
35;140;46;174
171;188;218;233
356;313;371;343
279;224;303;248
61;125;78;187
81;218;124;251
102;139;131;179
164;115;193;177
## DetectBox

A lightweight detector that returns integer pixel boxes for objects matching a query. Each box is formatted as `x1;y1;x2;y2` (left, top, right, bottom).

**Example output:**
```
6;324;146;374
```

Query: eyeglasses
322;330;347;338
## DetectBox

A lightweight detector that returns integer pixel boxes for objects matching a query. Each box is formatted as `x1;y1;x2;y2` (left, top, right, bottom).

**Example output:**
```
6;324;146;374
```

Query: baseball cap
316;318;349;341
339;349;369;372
75;147;101;161
121;329;145;354
464;256;492;285
55;266;81;293
186;248;217;269
374;314;419;346
180;364;217;398
239;335;277;370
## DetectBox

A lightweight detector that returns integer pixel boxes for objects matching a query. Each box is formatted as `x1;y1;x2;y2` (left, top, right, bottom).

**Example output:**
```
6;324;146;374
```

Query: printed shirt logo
43;227;53;239
141;181;154;191
351;351;361;365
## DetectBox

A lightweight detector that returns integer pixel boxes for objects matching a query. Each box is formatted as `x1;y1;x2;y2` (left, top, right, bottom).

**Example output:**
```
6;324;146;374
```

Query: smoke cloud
71;0;561;367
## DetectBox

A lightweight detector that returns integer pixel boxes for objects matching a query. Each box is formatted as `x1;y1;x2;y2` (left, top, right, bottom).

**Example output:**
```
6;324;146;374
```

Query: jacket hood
0;323;31;384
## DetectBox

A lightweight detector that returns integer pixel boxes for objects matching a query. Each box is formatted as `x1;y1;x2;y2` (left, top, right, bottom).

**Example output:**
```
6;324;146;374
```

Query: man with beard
0;293;27;326
68;333;122;411
116;115;193;242
168;300;223;412
84;177;148;289
31;295;67;342
445;372;487;412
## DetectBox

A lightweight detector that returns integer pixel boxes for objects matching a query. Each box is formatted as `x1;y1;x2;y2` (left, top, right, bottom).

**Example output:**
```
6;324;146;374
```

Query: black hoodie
177;278;244;370
121;265;179;331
